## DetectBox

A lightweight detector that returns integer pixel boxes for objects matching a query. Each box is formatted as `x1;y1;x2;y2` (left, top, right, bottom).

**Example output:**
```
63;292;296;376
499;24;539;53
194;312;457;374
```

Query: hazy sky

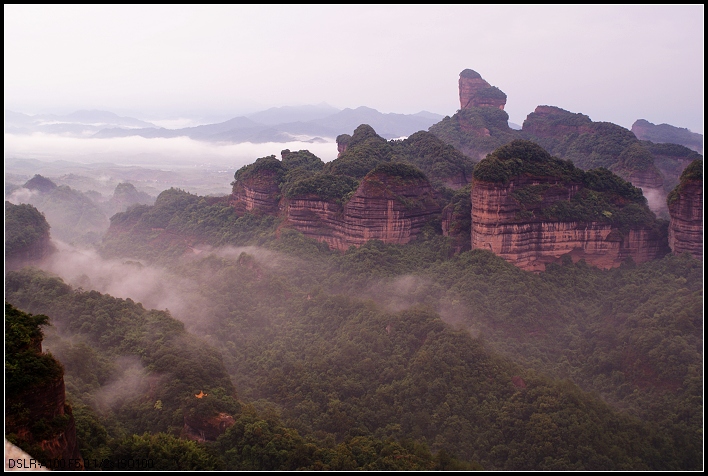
4;5;704;133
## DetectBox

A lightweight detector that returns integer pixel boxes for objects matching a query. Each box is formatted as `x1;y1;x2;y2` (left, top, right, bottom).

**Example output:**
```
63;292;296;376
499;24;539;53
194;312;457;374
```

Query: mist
92;356;154;413
36;240;305;336
642;187;670;219
4;133;339;169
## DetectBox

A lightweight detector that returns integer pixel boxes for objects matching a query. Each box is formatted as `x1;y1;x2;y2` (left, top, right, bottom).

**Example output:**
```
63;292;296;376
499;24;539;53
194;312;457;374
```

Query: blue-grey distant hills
5;109;158;136
632;119;703;154
7;104;445;143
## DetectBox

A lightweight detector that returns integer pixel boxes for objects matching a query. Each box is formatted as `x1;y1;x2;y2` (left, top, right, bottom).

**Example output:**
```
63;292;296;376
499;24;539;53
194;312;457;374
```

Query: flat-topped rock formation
284;163;441;251
470;140;669;271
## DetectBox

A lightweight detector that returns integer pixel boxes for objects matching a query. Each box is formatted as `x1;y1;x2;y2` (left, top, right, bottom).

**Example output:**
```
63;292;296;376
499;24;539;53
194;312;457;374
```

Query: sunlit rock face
668;163;703;260
470;176;666;272
458;69;506;110
285;170;441;251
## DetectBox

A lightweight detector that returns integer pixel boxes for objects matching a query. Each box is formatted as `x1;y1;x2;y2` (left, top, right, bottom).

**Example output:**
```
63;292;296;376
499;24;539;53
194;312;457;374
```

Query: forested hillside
7;211;702;469
5;134;702;470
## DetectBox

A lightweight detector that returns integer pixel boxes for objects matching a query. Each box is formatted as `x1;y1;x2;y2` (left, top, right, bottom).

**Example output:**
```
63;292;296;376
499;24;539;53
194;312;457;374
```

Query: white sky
4;4;705;133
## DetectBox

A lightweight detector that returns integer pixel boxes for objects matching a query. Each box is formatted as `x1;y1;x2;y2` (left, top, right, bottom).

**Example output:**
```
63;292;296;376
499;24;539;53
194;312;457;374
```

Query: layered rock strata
471;177;666;271
285;170;441;251
459;69;506;110
668;160;703;260
230;167;281;215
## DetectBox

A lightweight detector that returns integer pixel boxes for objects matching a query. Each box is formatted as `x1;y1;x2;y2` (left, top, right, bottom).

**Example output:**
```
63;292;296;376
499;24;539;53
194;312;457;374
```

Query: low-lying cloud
4;133;339;169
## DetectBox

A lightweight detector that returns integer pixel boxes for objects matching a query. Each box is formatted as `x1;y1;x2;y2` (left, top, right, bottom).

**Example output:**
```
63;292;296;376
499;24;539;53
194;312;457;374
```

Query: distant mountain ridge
5;109;158;136
632;119;703;154
5;105;444;143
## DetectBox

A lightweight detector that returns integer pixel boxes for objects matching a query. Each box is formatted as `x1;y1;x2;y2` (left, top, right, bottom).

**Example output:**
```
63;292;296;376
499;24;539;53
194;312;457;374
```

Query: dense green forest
5;201;51;256
5;136;703;470
7;222;703;469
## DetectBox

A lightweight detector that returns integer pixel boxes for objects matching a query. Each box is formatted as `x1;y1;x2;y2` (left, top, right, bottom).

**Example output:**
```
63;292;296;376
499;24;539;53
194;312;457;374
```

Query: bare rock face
285;165;441;251
284;197;346;249
668;160;703;260
5;318;84;471
430;69;517;161
471;179;665;271
470;140;668;271
230;156;284;215
459;69;506;110
340;168;441;248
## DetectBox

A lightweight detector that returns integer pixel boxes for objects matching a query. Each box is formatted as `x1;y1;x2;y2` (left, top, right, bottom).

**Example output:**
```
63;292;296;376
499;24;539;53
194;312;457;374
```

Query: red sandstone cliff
429;69;516;161
459;69;506;110
470;177;666;271
469;140;668;272
284;167;441;251
668;160;703;260
5;329;84;470
230;167;281;215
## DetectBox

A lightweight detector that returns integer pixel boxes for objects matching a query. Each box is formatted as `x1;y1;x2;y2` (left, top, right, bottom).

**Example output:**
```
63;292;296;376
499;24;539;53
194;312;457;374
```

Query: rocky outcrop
285;165;441;251
9;378;84;470
470;141;668;271
230;155;284;215
5;304;84;470
336;133;351;157
632;119;703;154
668;160;703;260
183;412;236;442
430;69;518;160
459;69;506;110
